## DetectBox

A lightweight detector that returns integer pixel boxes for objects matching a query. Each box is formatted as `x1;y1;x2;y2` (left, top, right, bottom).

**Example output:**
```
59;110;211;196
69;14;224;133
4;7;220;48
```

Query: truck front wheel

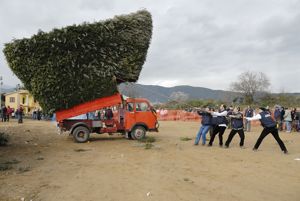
131;126;146;140
73;126;90;143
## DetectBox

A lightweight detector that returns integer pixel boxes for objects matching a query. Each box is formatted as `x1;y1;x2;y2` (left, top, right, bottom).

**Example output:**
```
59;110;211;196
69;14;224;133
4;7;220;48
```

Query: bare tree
169;91;189;102
230;71;270;104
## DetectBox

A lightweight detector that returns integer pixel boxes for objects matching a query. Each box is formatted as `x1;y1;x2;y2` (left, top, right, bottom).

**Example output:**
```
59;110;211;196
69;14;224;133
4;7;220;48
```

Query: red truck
56;93;159;143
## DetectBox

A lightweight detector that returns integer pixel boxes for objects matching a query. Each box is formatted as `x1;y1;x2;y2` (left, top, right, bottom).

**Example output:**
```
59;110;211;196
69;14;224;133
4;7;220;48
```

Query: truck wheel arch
70;122;91;134
130;123;148;132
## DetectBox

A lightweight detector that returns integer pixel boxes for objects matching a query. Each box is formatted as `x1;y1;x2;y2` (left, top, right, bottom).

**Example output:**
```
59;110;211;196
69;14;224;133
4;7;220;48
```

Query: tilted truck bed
56;93;122;122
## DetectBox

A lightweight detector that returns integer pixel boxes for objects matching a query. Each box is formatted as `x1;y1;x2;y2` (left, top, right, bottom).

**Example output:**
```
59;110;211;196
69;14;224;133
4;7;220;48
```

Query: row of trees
157;71;299;109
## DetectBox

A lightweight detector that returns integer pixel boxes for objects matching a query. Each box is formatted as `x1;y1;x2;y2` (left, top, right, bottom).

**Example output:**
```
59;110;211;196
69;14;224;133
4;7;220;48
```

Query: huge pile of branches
3;10;152;113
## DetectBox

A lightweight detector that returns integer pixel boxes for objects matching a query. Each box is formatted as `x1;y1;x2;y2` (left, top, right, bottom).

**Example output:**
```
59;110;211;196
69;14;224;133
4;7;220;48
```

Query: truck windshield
136;102;149;111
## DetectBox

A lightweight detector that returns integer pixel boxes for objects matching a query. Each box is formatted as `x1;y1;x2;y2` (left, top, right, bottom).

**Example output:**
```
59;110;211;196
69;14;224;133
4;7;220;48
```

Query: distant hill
1;85;15;93
3;83;299;104
118;83;237;103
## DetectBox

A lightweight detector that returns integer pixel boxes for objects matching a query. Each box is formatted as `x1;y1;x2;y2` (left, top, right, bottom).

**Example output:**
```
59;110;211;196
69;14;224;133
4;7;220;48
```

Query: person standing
37;109;42;121
291;108;297;132
280;107;285;131
284;108;292;133
244;105;254;132
1;106;7;122
6;106;12;122
17;106;24;124
194;106;212;146
208;104;228;147
105;107;113;120
274;106;281;129
225;107;245;148
246;107;288;154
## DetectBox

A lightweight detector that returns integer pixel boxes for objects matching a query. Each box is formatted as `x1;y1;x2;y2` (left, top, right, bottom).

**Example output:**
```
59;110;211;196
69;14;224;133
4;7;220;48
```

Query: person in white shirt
246;107;288;154
208;104;228;147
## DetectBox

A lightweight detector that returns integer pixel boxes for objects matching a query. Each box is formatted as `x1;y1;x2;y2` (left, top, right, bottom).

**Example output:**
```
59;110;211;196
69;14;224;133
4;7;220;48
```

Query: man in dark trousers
1;106;7;122
246;107;288;154
208;104;228;147
225;107;245;148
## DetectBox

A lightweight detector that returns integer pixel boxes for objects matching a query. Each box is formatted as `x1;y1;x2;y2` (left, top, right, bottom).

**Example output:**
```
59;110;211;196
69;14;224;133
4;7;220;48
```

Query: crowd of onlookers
1;105;25;123
273;107;300;132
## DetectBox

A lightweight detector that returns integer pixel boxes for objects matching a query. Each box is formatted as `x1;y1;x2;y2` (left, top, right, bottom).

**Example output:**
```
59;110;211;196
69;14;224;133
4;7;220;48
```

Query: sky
0;0;300;92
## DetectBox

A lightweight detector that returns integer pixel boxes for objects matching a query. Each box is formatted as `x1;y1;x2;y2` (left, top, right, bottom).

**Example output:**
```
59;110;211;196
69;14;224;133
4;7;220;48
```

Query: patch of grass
18;166;31;173
74;149;90;152
138;136;156;143
3;159;21;165
180;137;192;141
0;159;21;171
0;132;9;146
137;136;156;150
0;164;12;171
144;142;154;150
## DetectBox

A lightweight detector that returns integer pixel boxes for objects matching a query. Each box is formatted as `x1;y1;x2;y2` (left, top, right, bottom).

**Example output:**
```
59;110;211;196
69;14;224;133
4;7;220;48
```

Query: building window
9;97;15;103
22;97;26;104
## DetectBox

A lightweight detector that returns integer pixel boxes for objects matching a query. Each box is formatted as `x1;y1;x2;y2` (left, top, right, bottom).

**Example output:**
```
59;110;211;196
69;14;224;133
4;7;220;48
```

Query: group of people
1;106;13;122
274;107;299;132
194;104;288;154
32;108;42;120
1;105;24;124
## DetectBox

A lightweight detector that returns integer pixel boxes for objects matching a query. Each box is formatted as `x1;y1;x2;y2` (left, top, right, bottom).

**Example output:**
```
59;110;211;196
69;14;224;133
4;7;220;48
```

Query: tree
230;71;270;104
169;91;189;102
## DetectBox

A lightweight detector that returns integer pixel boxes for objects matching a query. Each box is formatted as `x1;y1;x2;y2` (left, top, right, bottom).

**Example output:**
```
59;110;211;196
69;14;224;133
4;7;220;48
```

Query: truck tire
73;126;90;143
131;126;146;140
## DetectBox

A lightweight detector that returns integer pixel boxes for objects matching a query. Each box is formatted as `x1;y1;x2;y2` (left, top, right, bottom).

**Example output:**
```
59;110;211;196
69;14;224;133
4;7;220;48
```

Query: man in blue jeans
194;106;212;146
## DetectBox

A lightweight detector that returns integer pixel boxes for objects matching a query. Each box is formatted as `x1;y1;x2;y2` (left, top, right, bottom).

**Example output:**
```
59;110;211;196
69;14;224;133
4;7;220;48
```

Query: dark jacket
197;111;212;126
260;111;276;128
230;112;244;129
245;108;254;117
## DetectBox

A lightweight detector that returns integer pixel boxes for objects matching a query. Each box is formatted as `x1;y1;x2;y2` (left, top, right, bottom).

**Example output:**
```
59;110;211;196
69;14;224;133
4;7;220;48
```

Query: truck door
124;102;135;130
134;102;157;129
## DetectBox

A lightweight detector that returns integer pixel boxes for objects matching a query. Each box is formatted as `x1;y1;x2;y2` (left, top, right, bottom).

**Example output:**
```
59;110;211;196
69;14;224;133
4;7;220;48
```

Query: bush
0;132;9;146
138;136;156;143
3;10;152;113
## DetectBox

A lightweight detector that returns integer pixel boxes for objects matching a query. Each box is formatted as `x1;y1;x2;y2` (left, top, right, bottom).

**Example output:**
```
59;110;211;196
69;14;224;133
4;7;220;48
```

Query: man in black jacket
208;104;228;147
225;107;245;148
246;107;288;154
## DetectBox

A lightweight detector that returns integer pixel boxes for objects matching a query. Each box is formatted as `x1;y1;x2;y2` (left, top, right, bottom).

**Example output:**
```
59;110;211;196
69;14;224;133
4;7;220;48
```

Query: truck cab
56;93;158;143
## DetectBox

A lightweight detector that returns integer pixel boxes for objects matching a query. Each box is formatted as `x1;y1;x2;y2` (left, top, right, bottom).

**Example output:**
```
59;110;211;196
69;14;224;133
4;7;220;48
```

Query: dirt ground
0;119;300;201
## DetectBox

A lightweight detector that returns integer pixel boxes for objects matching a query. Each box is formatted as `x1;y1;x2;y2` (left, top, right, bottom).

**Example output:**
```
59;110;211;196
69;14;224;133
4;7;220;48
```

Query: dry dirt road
0;119;300;201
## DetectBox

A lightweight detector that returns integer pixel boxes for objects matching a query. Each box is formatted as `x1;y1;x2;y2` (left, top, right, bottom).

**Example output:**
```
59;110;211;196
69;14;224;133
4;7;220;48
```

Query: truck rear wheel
131;126;146;140
73;126;90;143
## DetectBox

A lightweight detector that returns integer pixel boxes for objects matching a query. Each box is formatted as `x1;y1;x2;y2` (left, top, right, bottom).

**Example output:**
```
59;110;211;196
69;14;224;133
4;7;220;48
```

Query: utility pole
0;76;3;107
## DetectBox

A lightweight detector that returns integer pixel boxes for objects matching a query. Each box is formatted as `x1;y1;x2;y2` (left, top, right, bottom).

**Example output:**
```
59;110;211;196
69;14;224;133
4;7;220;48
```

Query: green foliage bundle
3;10;152;113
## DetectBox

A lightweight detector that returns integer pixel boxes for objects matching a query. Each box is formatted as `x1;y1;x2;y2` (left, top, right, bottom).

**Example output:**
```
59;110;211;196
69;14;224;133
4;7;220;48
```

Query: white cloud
1;0;300;92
